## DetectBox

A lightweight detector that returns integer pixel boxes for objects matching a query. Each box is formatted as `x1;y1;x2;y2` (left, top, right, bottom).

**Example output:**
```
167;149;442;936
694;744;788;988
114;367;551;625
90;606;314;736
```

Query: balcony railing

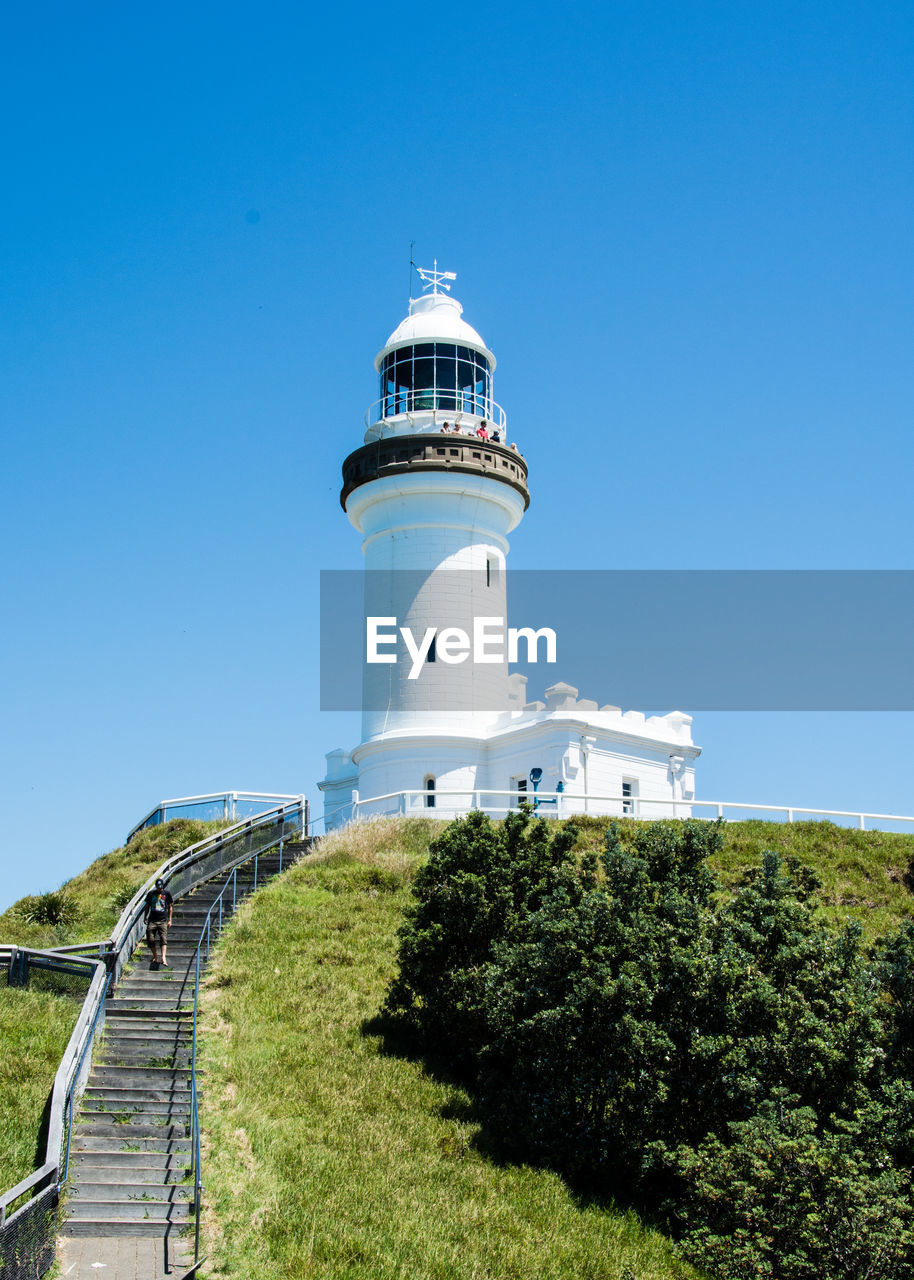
125;791;303;843
335;789;914;833
364;392;508;432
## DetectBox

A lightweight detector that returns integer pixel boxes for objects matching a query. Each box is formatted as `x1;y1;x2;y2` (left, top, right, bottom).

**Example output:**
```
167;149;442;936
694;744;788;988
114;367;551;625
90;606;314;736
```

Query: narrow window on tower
427;636;436;663
622;779;637;816
425;776;436;808
486;555;497;587
512;777;528;808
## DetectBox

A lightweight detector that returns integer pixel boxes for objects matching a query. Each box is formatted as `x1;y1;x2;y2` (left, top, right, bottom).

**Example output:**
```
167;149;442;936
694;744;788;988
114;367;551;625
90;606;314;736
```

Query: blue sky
1;1;912;909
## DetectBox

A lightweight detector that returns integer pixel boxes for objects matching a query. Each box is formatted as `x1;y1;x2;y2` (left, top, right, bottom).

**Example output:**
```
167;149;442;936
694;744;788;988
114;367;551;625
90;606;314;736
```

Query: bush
106;877;142;914
384;807;579;1071
670;1088;914;1279
385;816;914;1279
15;890;81;930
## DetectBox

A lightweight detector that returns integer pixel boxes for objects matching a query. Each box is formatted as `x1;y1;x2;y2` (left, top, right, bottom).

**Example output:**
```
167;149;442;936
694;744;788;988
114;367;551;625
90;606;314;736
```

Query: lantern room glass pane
435;347;457;389
379;342;492;418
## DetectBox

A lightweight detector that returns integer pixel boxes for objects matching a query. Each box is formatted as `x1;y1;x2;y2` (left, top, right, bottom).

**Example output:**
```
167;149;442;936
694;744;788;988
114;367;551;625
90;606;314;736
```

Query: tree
384;808;578;1070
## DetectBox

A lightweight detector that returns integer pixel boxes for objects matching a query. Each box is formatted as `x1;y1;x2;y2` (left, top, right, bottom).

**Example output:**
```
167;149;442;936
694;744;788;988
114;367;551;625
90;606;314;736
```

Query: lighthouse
319;268;700;827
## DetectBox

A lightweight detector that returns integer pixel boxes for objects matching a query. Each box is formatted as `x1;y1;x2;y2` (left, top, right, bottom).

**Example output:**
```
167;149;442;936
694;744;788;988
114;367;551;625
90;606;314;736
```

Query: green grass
0;988;78;1193
198;819;704;1280
0;818;227;1196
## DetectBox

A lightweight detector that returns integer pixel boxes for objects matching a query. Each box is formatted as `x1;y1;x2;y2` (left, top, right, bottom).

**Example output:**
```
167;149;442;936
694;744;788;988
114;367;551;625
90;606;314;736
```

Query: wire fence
0;1185;56;1280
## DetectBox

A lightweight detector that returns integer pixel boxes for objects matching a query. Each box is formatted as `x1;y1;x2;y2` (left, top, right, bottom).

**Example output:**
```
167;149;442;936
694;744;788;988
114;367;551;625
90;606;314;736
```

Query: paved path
57;1233;192;1278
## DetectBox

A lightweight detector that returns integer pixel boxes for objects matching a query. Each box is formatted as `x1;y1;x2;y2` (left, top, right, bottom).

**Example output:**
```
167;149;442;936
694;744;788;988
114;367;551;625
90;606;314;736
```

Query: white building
319;268;700;827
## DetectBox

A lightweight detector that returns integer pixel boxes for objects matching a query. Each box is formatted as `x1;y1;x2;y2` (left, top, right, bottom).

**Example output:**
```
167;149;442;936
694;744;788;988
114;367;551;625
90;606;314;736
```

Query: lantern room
364;268;505;440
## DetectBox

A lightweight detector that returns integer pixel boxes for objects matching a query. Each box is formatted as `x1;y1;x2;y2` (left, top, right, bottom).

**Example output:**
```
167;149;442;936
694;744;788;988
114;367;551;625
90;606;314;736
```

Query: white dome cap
374;292;496;372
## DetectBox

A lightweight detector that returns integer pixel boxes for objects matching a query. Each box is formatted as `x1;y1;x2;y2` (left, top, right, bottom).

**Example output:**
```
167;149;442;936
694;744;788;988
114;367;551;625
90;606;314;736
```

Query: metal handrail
349;789;914;832
187;808;306;1262
0;798;307;1265
364;393;508;432
126;791;304;843
0;951;107;1228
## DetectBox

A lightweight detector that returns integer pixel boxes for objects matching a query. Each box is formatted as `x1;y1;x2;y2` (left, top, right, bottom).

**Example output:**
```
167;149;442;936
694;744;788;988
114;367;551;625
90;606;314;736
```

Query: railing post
717;803;724;819
787;809;794;823
859;814;866;830
63;1091;73;1183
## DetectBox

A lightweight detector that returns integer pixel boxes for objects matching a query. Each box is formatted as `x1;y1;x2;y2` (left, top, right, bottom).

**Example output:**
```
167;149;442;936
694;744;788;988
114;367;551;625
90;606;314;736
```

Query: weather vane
415;259;457;295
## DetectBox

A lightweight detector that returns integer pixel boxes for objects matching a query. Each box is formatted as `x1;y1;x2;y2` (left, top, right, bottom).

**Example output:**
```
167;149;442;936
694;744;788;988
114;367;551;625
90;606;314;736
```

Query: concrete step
68;1160;190;1183
187;870;281;897
87;1066;191;1088
75;1121;189;1139
69;1181;193;1202
62;1217;190;1238
106;998;193;1013
70;1152;192;1175
94;1033;193;1052
113;981;195;999
71;1135;192;1154
70;1141;192;1162
80;1105;190;1124
83;1086;192;1106
66;1200;191;1223
143;930;221;944
102;1012;194;1028
103;1010;192;1025
95;1053;192;1070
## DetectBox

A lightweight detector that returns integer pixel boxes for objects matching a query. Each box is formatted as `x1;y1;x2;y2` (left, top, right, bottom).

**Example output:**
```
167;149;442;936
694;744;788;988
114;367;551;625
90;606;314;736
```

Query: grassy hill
0;819;224;1192
196;815;914;1279
198;818;703;1279
2;811;913;1272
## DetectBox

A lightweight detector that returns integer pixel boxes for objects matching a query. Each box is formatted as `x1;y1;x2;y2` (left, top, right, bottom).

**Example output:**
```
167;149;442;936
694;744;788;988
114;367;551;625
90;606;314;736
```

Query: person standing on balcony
144;877;174;969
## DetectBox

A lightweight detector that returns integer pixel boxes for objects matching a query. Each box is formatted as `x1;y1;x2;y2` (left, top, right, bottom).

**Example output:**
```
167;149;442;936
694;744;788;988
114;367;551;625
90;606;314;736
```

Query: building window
486;554;497;587
512;777;528;808
622;779;637;815
427;636;436;663
425;776;436;808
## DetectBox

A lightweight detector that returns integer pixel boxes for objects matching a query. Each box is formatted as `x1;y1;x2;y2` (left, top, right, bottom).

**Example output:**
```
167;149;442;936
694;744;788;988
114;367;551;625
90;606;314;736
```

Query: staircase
63;845;307;1241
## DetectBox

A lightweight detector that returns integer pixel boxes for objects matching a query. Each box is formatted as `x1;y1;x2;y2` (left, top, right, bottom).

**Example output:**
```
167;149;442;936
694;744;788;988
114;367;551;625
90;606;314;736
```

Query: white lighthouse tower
320;268;700;827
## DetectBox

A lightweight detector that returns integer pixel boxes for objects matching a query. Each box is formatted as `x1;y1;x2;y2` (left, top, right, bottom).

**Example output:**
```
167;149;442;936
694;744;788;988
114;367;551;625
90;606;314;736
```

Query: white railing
348;789;914;832
363;394;508;433
126;790;304;843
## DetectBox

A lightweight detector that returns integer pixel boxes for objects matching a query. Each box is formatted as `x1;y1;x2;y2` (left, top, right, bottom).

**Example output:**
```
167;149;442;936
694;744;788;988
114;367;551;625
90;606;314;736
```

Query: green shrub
385;816;914;1280
15;890;81;930
106;876;142;913
384;807;579;1070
